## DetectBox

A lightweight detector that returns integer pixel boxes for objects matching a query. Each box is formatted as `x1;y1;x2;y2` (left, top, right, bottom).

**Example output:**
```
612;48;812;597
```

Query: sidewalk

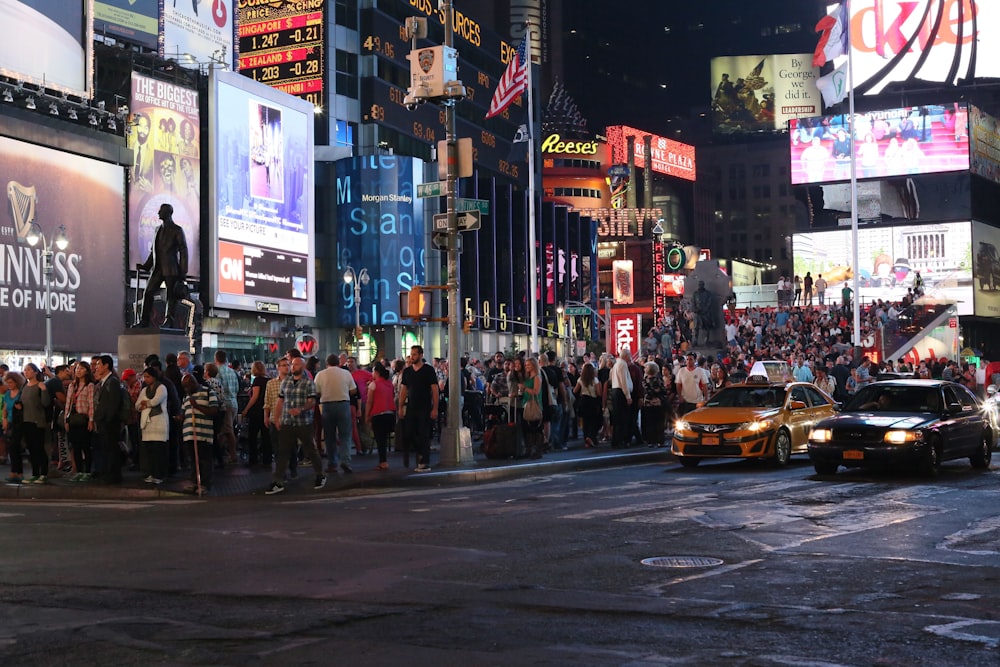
0;437;672;500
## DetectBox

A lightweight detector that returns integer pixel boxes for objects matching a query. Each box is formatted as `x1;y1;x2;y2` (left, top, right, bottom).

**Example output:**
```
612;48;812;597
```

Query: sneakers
314;475;327;490
144;475;156;483
414;464;432;473
265;482;285;495
340;462;353;474
377;462;389;471
5;475;22;485
150;477;164;485
31;475;47;484
25;476;40;484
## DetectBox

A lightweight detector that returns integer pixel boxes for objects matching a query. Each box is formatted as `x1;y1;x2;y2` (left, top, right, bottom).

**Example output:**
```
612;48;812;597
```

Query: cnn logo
221;256;243;281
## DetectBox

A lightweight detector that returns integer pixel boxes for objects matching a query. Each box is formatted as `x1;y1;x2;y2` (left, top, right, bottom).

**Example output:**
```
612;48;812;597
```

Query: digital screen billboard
128;73;201;278
972;221;1000;318
606;126;695;182
209;69;315;317
334;156;427;327
710;54;821;134
789;104;970;185
237;1;324;107
793;221;973;316
95;0;158;49
969;105;1000;186
163;0;234;70
0;0;92;97
837;1;1000;96
0;136;125;353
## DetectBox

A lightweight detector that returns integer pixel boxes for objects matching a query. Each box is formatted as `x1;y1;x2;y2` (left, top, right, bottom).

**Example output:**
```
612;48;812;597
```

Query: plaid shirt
66;382;95;421
278;375;317;427
216;364;240;410
264;376;282;415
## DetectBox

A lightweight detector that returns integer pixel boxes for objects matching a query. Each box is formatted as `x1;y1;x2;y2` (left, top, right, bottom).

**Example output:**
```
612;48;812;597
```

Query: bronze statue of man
136;203;188;328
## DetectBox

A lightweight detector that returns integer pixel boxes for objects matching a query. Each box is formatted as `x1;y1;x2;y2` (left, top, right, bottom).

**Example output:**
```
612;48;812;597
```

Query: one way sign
432;210;481;232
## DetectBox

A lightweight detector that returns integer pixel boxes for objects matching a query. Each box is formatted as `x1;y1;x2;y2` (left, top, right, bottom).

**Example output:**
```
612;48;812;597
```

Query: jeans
548;404;565;449
321;401;353;468
273;423;322;483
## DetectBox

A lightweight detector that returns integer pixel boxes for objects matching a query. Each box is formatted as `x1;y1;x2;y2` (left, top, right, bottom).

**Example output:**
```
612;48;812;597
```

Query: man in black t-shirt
398;345;439;472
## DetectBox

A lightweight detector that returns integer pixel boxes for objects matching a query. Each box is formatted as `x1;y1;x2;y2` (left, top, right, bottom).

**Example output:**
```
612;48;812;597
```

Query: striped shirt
181;388;219;443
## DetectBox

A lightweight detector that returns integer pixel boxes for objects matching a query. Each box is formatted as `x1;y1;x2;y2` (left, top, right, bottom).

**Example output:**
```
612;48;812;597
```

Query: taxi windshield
705;386;786;409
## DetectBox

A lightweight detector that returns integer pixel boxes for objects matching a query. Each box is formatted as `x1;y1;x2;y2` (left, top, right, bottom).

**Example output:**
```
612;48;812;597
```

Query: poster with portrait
128;72;201;278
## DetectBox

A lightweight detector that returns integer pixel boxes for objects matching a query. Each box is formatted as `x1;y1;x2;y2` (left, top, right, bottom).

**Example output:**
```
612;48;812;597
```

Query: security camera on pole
402;3;474;466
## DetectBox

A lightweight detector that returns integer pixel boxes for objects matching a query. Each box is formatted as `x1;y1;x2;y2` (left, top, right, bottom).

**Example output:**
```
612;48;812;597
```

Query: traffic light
462;320;471;334
400;288;432;319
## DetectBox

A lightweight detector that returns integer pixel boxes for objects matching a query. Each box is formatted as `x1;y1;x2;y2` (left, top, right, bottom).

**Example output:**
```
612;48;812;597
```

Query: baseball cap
121;369;137;381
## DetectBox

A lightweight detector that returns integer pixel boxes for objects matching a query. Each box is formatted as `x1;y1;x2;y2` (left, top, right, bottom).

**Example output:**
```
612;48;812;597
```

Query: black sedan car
808;380;995;476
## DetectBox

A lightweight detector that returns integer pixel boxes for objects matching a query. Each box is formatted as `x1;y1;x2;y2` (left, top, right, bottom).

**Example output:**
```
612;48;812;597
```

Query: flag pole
525;22;539;356
846;1;861;358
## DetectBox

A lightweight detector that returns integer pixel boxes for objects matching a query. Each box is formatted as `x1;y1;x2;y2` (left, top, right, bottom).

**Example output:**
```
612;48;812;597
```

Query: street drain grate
641;556;724;568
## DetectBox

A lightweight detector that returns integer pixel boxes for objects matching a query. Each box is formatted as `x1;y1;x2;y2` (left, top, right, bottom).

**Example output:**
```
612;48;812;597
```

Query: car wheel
678;456;701;468
813;461;838;475
970;433;993;470
919;442;941;477
772;429;792;467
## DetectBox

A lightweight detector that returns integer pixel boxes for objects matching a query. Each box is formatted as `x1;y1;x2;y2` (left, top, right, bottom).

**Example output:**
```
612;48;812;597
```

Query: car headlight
810;428;833;443
884;430;923;445
740;419;774;433
674;420;690;433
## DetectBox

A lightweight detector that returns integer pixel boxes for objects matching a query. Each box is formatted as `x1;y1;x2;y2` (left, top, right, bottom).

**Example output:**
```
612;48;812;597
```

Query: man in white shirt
313;354;357;473
675;353;707;415
609;348;633;449
815;274;828;305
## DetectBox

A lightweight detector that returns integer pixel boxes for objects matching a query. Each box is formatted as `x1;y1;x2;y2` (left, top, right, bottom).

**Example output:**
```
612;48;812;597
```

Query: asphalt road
1;456;999;666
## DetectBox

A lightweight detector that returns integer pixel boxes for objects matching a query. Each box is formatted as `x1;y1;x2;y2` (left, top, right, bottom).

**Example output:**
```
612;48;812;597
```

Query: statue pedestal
118;329;190;374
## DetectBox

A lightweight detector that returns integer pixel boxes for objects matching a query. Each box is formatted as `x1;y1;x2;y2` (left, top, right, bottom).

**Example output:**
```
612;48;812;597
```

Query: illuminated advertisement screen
0;0;92;97
789;104;970;185
163;0;234;69
0;136;125;353
236;1;324;106
334;156;427;327
972;221;1000;317
838;1;1000;96
606;126;695;182
128;73;201;278
710;54;821;134
794;222;973;316
969;105;1000;186
95;0;158;49
209;69;315;316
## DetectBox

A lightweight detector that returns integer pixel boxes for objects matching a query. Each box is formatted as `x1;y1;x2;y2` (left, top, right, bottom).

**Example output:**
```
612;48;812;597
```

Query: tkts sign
608;312;642;358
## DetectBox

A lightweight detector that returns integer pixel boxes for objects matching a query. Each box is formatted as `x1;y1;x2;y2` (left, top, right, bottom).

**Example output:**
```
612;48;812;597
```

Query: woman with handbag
507;357;526;424
136;366;169;484
65;361;96;482
2;372;26;484
521;358;545;459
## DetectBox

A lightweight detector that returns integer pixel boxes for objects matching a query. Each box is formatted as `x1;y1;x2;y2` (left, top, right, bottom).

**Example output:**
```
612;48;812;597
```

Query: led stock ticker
237;3;325;106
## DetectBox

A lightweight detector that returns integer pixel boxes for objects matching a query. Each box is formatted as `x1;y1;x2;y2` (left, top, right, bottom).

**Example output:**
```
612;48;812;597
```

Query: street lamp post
26;223;69;367
343;265;369;359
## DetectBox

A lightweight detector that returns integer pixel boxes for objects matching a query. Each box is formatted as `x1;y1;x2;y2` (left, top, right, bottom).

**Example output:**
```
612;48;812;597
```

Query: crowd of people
1;294;995;490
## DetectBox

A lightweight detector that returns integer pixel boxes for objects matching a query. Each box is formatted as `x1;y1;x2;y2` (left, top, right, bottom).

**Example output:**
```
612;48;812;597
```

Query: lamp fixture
88;113;98;126
25;96;35;110
67;108;77;121
2;89;12;103
49;103;58;116
107;116;117;131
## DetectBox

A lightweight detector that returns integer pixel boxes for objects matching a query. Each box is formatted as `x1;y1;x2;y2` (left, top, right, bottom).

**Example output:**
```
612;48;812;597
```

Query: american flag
485;39;527;119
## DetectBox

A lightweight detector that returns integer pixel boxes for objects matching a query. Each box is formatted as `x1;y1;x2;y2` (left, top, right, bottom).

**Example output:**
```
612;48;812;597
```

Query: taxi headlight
810;428;833;443
675;420;691;434
741;419;774;433
884;430;923;445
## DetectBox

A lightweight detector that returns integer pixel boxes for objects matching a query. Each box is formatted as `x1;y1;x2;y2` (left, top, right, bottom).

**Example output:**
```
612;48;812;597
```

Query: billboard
95;0;158;49
0;0;92;97
163;0;234;69
710;54;821;134
793;221;973;315
969;105;1000;185
972;221;1000;317
789;104;970;185
605;126;695;182
236;1;324;107
209;69;315;317
0;136;125;353
335;156;427;327
128;73;201;278
838;1;1000;96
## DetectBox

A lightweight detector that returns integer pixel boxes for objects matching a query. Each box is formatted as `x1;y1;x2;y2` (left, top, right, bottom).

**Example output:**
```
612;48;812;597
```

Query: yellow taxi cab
671;381;838;467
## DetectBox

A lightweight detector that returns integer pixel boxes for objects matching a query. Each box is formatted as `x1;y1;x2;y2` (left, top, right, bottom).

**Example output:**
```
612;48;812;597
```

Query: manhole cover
641;556;724;568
